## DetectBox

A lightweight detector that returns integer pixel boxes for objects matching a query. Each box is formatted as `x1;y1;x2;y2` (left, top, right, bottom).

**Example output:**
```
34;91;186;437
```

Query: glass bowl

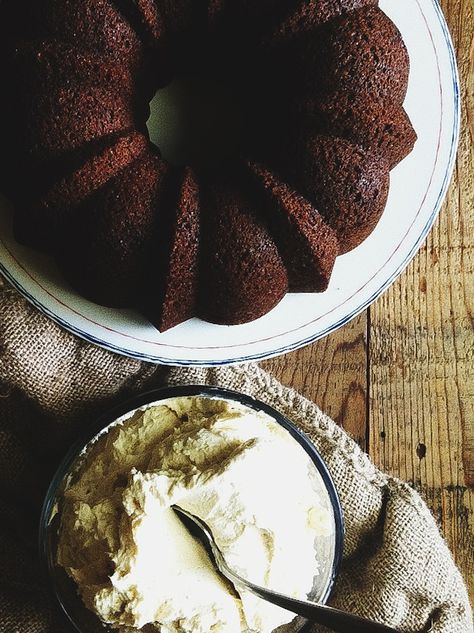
39;385;344;633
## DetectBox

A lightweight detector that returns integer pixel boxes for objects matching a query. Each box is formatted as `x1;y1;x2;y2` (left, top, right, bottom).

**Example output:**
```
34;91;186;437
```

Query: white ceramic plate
0;0;460;366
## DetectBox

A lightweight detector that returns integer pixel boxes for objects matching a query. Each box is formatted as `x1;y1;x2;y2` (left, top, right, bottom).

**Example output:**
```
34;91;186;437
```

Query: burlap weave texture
0;283;471;633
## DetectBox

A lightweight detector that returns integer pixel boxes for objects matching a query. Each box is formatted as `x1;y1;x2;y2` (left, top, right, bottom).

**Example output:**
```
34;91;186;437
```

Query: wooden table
264;0;473;604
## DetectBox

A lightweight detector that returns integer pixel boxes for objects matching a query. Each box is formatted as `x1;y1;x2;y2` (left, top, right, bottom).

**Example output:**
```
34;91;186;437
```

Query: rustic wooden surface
263;0;474;604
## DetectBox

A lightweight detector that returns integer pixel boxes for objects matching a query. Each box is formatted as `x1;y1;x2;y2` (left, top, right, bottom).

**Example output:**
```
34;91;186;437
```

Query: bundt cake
0;0;417;331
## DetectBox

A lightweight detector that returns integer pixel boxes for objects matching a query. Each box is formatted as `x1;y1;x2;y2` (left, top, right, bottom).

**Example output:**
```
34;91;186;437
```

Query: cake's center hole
147;75;246;168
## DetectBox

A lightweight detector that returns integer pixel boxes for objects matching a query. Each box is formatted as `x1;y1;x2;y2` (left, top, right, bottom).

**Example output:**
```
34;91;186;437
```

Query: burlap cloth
0;282;471;633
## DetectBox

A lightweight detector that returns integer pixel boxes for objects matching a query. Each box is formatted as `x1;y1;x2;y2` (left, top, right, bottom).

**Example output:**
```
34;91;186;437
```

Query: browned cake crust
198;178;289;325
56;151;169;307
146;168;201;332
17;87;136;167
267;0;379;44
316;6;410;104
267;134;390;254
1;0;169;95
1;0;144;65
247;162;339;292
2;40;147;198
8;41;136;96
294;97;417;169
14;133;148;250
113;0;164;45
272;6;409;106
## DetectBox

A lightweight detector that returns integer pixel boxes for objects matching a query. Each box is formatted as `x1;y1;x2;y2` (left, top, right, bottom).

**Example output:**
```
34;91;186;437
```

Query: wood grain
262;313;368;449
265;0;473;605
370;0;473;600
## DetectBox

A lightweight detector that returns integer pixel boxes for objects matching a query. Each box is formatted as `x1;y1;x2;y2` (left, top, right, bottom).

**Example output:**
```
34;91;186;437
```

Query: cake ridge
246;161;340;293
109;0;172;92
145;167;201;332
265;0;379;46
6;38;141;104
55;151;170;308
0;0;144;63
6;131;141;207
289;100;417;169
197;175;289;325
111;0;164;49
13;132;150;252
260;133;391;254
267;6;410;107
19;85;137;164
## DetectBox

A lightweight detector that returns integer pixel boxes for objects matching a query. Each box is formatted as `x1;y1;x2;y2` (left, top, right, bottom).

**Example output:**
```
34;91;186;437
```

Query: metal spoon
172;505;403;633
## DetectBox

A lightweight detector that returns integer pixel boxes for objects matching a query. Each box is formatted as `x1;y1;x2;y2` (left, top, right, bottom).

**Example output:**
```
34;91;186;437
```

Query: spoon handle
172;506;402;633
226;567;401;633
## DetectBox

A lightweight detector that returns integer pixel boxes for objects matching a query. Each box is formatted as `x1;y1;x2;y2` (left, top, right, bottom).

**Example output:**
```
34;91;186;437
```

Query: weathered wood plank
262;313;368;449
369;0;474;600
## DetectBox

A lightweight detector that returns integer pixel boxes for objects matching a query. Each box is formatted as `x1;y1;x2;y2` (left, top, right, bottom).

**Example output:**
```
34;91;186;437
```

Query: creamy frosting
57;397;332;632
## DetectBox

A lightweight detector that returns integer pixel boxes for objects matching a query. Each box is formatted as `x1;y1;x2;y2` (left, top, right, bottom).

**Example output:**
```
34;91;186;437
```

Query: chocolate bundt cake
0;0;416;330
